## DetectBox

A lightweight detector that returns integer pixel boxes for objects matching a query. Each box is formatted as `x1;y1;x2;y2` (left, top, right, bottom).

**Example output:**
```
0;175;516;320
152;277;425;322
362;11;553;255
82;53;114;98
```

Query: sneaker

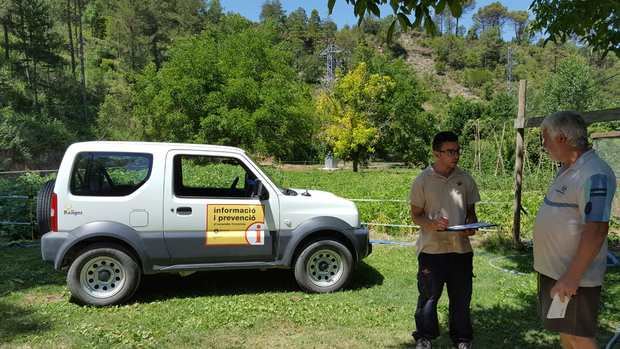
456;342;472;349
415;338;432;349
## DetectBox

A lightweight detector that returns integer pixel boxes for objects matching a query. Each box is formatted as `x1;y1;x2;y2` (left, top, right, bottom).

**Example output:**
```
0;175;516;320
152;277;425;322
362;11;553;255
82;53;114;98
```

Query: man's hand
428;217;449;231
549;222;609;302
550;274;580;302
458;229;476;237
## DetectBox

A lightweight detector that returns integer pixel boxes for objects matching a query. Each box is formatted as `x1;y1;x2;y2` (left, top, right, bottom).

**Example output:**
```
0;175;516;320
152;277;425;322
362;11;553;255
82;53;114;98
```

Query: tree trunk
32;60;38;107
151;36;161;70
353;159;358;172
76;0;87;119
66;0;76;78
2;21;8;61
455;17;459;36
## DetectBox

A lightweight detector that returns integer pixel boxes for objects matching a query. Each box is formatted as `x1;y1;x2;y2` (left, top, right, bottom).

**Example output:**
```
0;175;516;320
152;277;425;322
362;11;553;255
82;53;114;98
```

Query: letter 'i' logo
245;222;264;245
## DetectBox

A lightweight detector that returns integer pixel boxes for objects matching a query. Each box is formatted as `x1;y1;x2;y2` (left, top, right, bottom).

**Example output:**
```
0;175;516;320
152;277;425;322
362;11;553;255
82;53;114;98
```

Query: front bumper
353;226;372;261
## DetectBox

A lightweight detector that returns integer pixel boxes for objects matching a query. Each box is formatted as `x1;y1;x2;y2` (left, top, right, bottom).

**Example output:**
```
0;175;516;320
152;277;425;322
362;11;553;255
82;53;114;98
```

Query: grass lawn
1;167;618;347
1;243;618;348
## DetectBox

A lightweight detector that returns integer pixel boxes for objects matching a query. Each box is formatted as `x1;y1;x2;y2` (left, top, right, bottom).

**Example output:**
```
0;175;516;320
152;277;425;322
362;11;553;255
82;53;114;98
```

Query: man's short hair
432;131;459;151
541;111;588;150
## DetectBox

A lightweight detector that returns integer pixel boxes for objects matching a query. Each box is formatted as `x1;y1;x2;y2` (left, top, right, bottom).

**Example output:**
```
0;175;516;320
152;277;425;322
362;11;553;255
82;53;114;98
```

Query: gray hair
540;111;589;150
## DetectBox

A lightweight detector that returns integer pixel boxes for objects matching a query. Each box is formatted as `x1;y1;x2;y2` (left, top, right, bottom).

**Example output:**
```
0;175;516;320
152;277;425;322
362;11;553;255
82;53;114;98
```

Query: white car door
162;150;279;264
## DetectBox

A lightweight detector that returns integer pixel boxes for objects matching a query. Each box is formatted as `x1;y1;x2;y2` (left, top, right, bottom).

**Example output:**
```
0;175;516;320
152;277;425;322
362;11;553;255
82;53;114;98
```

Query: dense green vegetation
0;0;617;171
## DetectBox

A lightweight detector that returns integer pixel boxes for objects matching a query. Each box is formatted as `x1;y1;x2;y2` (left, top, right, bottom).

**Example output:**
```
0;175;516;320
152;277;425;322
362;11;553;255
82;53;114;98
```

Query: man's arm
411;204;449;231
550;222;609;301
460;204;478;237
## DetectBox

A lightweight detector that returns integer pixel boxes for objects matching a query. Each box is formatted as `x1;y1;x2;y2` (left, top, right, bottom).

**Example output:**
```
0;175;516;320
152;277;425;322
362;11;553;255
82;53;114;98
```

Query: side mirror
253;180;269;200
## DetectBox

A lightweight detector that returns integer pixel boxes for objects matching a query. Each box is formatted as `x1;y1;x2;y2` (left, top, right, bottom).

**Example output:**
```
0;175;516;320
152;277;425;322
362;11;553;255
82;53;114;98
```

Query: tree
128;24;317;160
479;26;502;68
507;10;528;44
1;0;11;61
308;9;321;32
541;56;596;115
11;0;63;108
473;2;508;33
286;7;307;43
444;96;485;135
62;0;76;78
530;0;619;56
455;0;475;36
260;0;285;24
316;63;395;172
205;0;223;24
0;107;72;168
366;58;435;166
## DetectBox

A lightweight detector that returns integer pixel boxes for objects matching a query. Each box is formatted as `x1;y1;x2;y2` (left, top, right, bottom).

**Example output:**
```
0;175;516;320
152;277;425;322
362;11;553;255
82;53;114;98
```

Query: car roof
68;141;246;155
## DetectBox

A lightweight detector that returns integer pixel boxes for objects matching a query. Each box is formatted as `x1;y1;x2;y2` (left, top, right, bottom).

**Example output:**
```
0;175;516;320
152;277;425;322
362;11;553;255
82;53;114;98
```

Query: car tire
67;243;141;306
35;180;55;237
294;239;353;293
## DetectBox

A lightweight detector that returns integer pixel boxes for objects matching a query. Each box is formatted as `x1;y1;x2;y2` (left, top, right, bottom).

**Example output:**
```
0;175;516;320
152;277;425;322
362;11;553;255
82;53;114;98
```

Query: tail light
51;193;58;232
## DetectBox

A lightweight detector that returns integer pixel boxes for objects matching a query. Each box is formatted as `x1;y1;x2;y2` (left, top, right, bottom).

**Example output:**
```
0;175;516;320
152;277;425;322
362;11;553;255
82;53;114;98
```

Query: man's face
434;141;460;169
542;128;565;162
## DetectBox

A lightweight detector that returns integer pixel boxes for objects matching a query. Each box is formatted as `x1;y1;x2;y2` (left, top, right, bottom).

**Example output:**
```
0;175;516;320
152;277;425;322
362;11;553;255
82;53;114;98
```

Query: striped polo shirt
533;149;616;287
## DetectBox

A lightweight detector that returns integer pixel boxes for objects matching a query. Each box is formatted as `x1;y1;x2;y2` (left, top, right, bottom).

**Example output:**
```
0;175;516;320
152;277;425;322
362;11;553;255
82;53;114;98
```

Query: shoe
456;342;472;349
415;338;432;349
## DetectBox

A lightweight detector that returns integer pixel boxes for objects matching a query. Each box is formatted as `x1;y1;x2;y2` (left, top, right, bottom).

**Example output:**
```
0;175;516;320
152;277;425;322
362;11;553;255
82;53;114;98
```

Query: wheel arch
55;222;148;272
283;216;358;268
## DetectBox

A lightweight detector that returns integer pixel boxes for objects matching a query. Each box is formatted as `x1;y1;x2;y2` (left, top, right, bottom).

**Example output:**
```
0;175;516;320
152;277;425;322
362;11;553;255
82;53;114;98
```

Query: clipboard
446;222;496;231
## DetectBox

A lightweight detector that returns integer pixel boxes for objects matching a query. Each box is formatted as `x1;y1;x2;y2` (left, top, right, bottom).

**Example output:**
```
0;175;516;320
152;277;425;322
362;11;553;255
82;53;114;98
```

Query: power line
319;42;343;87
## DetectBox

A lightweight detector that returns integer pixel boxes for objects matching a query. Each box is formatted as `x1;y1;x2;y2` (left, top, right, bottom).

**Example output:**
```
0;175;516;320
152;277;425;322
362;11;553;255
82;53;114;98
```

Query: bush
0;172;56;240
463;68;494;88
435;60;447;75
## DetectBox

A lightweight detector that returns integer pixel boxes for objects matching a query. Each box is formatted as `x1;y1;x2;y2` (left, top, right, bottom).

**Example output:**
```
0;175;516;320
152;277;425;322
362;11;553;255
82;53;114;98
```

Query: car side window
70;152;153;196
173;154;257;198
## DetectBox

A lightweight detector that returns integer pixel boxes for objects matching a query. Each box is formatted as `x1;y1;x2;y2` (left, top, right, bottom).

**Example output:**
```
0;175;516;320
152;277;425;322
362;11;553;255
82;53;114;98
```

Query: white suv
38;142;371;306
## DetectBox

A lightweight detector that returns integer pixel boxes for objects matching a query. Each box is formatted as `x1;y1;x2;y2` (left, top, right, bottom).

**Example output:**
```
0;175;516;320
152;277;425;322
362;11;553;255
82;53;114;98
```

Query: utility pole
507;46;513;91
319;42;345;170
320;42;343;87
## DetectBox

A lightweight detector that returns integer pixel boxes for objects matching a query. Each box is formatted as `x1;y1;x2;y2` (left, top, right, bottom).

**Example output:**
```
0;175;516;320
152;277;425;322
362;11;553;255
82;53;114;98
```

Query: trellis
512;80;620;248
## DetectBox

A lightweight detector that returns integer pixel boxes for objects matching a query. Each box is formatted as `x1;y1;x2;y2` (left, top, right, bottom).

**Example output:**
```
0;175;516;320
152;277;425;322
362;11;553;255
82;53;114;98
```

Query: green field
1;243;619;348
0;167;619;348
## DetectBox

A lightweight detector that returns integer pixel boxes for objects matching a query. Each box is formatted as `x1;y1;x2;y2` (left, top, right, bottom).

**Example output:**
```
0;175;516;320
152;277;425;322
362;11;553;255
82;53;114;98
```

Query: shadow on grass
0;301;52;344
485;251;534;275
385;291;555;349
387;269;620;349
0;245;65;296
133;261;384;303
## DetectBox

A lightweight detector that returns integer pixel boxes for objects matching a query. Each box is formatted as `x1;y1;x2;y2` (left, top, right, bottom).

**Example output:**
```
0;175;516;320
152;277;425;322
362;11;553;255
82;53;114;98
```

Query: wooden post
512;80;527;249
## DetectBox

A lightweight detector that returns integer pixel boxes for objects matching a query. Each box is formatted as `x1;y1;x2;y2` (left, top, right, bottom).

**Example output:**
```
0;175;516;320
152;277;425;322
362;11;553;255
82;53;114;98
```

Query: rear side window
174;154;257;198
70;152;153;196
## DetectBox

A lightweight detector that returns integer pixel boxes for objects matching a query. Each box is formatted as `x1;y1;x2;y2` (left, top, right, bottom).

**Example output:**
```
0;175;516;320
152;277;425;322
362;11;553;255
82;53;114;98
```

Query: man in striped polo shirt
534;111;616;349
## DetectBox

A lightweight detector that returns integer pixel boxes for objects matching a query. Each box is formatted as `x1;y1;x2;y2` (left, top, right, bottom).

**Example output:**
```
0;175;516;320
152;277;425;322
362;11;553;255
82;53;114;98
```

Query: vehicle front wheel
294;239;353;293
67;243;141;306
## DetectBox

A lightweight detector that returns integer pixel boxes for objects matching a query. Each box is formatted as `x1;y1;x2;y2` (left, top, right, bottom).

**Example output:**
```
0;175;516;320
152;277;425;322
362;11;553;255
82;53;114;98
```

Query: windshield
246;155;286;192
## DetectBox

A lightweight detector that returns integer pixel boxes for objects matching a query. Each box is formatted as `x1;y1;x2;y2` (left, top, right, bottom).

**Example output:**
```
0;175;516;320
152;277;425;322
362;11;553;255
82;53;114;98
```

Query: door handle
176;207;192;215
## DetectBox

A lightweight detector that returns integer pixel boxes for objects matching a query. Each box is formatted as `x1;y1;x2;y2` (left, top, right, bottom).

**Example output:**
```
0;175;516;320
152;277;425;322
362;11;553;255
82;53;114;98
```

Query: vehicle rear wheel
67;243;141;306
294;239;353;293
35;180;55;237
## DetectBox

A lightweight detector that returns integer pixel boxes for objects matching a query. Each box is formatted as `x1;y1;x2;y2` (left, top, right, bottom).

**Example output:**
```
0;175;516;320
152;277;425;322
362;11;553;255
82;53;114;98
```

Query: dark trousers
412;252;474;344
